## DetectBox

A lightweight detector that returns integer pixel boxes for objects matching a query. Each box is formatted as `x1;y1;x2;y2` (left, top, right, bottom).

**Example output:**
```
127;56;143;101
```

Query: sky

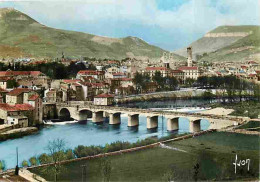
0;0;259;51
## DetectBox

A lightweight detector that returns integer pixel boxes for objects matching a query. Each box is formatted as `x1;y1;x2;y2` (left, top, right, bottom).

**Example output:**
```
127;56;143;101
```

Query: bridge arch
79;109;93;121
59;108;71;121
167;117;180;131
189;119;202;133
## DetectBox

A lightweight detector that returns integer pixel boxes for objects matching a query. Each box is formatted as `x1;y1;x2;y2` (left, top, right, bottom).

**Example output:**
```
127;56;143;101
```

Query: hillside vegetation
0;8;184;60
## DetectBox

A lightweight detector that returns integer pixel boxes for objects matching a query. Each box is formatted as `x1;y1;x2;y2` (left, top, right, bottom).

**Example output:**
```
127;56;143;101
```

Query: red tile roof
0;71;43;77
62;79;81;84
78;70;105;75
0;103;34;111
28;94;39;101
178;66;198;70
7;88;31;96
145;67;168;71
0;77;12;82
95;93;114;98
172;70;184;73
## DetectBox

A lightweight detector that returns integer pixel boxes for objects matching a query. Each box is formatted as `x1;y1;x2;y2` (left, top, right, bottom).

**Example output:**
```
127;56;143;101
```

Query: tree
46;138;67;181
0;160;6;171
22;160;29;167
38;153;51;164
29;157;37;166
166;76;179;91
133;72;151;93
185;78;196;87
100;158;112;182
65;149;75;160
7;79;18;88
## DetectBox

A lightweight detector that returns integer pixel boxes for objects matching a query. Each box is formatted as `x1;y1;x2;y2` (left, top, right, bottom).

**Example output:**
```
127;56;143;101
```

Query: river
0;99;211;169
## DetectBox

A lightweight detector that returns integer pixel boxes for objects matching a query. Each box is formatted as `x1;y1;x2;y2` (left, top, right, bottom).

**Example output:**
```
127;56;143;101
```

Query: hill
174;25;260;62
0;8;184;60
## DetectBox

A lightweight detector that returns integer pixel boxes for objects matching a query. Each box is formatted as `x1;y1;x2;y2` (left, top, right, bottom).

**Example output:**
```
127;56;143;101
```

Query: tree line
133;71;179;93
197;75;260;102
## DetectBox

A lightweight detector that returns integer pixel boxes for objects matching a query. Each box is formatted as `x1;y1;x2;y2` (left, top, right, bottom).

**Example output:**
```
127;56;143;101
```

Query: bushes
29;157;37;166
38;153;52;164
25;135;177;167
22;160;29;167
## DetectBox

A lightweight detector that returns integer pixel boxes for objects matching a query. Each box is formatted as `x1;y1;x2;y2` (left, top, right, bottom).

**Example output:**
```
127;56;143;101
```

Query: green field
30;132;260;181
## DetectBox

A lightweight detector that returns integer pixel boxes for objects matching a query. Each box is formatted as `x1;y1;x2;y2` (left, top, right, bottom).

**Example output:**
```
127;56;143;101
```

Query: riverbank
198;107;234;116
0;127;38;141
210;100;260;118
116;89;206;103
30;131;260;181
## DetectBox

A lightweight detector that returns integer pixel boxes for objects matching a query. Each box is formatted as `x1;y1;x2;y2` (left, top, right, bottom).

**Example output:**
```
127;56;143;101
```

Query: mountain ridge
0;8;185;61
174;25;260;62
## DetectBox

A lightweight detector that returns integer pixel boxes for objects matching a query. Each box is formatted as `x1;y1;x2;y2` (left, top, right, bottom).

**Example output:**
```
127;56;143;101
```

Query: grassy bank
30;132;259;181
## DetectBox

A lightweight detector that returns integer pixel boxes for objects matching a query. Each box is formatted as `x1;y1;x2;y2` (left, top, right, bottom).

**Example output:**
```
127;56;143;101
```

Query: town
0;47;258;129
0;2;259;182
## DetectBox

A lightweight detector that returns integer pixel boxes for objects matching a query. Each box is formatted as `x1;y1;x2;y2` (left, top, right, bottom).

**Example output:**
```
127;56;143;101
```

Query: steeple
187;47;192;67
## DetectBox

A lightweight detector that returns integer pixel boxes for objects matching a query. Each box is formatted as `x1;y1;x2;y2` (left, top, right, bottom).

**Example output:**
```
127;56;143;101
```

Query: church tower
187;47;192;67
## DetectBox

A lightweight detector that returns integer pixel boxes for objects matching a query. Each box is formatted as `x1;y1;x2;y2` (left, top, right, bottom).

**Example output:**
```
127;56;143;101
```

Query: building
6;88;32;105
187;47;193;67
171;70;185;83
94;94;114;106
0;70;46;79
77;70;105;81
145;67;171;77
28;94;43;124
178;66;199;80
7;115;28;127
0;103;34;126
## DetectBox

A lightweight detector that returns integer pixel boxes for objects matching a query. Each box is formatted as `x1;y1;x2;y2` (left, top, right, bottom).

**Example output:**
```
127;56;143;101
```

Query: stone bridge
56;102;249;133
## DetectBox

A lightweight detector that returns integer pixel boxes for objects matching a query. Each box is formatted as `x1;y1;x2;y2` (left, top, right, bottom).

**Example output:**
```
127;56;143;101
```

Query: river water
0;99;211;169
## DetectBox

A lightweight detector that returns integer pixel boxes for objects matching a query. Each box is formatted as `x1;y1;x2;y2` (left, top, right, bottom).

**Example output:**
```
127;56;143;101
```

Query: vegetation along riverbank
28;131;259;181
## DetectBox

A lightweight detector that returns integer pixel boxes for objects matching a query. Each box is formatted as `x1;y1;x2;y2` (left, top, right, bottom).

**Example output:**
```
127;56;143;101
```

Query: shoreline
0;127;38;141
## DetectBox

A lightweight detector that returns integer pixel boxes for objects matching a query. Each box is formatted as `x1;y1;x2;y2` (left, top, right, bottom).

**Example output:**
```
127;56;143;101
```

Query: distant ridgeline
204;31;253;38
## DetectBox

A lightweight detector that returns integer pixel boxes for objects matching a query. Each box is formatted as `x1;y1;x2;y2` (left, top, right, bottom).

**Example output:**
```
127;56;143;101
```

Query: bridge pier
109;113;121;125
128;114;139;127
92;111;104;123
147;116;158;129
167;117;179;131
190;119;201;133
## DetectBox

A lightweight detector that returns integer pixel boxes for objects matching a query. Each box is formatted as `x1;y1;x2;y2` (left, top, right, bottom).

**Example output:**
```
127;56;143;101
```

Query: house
77;70;105;81
0;103;34;126
145;67;171;77
94;94;114;106
0;77;10;90
0;88;8;103
6;88;32;105
178;66;199;80
171;70;185;83
0;70;46;79
28;94;43;124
